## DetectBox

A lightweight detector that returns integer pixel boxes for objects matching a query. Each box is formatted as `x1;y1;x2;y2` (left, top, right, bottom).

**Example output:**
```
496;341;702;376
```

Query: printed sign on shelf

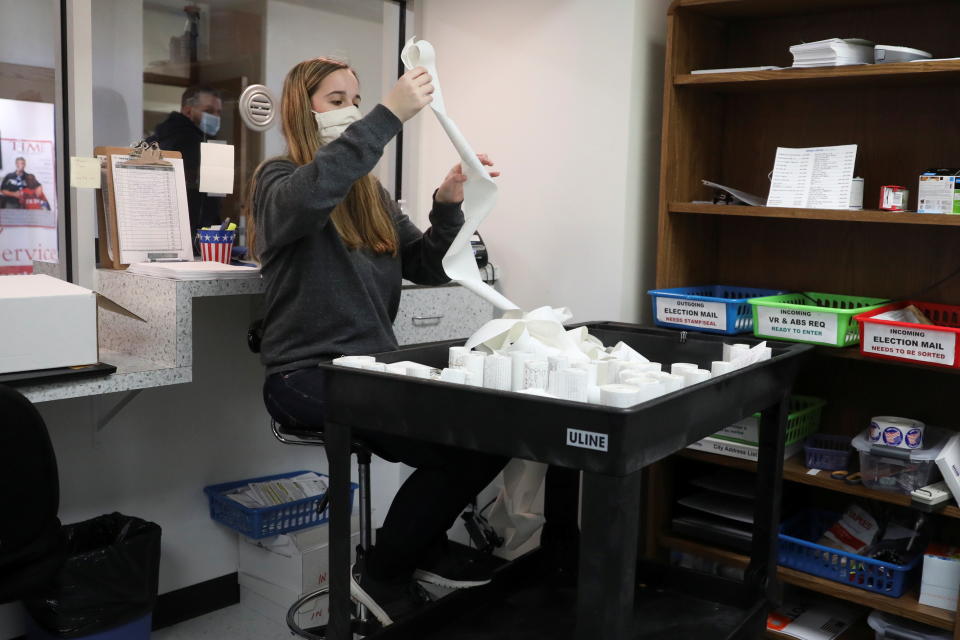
863;322;956;366
756;306;838;345
655;297;727;331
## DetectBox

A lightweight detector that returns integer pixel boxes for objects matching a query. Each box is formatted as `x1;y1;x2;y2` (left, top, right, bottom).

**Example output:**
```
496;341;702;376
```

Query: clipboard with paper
94;142;193;269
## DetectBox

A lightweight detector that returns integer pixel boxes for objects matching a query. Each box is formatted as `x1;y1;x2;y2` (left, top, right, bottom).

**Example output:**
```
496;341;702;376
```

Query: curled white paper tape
401;37;519;312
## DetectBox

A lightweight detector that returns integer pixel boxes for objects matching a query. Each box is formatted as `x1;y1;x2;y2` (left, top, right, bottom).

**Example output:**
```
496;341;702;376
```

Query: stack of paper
225;472;327;508
790;38;874;68
128;260;260;280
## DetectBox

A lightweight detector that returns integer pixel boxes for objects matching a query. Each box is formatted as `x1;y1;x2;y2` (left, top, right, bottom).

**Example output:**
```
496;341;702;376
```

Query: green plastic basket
748;292;888;347
712;395;826;446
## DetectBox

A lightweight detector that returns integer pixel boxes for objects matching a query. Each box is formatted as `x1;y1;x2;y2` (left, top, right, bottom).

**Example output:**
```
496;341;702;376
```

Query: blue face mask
199;112;221;137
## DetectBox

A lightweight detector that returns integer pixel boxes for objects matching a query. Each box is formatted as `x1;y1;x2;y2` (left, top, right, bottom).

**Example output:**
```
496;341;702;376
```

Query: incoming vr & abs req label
757;307;837;345
655;298;726;330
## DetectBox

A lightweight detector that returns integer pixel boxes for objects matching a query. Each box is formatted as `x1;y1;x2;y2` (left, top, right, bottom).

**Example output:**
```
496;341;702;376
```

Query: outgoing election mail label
863;323;956;366
655;297;726;331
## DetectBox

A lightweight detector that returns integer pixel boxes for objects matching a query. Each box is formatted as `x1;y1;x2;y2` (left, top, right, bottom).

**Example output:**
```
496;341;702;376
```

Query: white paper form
199;142;234;194
400;38;519;311
111;155;193;264
766;144;857;209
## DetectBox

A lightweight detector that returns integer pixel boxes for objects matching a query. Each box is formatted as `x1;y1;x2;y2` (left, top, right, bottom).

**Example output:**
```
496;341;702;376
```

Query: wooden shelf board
668;202;960;226
659;534;955;630
675;450;960;519
675;60;960;91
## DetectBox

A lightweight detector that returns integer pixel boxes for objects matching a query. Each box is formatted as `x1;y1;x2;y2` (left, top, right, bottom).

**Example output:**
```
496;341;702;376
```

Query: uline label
567;428;608;452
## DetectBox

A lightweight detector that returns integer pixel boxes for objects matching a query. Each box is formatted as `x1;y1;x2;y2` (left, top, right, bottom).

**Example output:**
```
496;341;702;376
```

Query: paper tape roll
723;344;751;363
463;352;486;387
510;351;534;391
361;362;387;372
483;353;512;391
385;363;409;375
573;361;599;388
599;384;641;408
681;368;712;387
671;362;698;376
449;346;469;368
631;378;666;403
439;367;467;384
557;367;588;402
588;385;602;404
653;372;685;393
407;364;432;379
333;355;375;368
711;360;736;376
522;359;549;391
592;359;613;386
870;416;925;449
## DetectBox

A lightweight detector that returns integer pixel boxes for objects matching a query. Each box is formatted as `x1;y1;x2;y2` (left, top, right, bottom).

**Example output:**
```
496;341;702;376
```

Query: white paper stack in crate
238;516;360;630
789;38;875;67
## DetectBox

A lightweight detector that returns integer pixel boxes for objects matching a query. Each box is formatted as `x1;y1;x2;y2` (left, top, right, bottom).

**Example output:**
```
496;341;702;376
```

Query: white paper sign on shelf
767;144;857;210
863;322;956;366
400;37;519;312
655;297;727;331
756;305;838;345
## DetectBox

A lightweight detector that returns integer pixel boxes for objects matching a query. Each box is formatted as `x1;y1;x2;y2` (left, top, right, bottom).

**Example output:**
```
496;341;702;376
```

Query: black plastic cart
319;323;812;640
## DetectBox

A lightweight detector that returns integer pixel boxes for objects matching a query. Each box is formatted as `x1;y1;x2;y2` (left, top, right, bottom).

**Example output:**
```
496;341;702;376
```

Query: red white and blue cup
197;228;234;264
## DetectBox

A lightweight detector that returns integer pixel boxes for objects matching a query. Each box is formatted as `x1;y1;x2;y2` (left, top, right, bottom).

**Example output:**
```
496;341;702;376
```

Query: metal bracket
94;389;143;431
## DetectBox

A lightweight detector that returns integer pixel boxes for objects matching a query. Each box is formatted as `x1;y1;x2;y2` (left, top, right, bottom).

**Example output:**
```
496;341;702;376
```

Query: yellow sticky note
70;157;101;189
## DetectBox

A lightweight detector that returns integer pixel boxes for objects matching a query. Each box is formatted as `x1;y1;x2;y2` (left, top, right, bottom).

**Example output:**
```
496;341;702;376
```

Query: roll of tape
870;416;925;449
599;383;641;408
483;353;512;391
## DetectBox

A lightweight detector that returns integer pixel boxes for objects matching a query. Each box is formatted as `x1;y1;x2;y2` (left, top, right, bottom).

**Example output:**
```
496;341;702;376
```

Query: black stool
248;321;377;639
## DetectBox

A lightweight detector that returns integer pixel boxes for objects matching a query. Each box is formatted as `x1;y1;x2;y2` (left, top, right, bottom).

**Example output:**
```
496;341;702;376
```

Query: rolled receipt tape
361;362;387;373
522;359;549;391
333;355;375;368
723;343;751;363
448;346;469;368
680;368;712;387
650;371;685;394
439;367;467;384
400;37;518;311
557;367;588;403
463;352;486;387
481;353;511;390
870;416;925;449
671;362;698;376
711;360;736;377
510;351;534;391
599;383;641;408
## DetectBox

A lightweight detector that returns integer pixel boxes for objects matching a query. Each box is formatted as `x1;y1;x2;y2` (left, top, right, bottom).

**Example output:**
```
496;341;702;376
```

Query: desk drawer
394;285;495;346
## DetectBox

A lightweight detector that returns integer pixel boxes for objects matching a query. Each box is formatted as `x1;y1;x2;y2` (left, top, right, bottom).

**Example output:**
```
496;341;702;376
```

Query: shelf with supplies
667;203;960;227
675;449;960;520
816;347;960;376
659;533;955;631
675;60;960;92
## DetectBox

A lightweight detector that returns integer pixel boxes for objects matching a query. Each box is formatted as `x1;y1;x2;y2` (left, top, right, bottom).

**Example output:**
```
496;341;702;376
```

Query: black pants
263;368;509;581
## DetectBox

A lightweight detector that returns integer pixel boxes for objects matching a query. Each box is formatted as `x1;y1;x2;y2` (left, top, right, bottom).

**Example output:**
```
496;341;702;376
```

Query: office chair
248;320;377;639
0;385;67;604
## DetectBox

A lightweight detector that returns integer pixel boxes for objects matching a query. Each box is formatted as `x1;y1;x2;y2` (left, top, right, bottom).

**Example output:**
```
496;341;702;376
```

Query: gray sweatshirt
254;104;464;375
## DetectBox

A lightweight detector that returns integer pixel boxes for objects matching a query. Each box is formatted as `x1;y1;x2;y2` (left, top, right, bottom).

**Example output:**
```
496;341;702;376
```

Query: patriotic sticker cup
197;228;234;264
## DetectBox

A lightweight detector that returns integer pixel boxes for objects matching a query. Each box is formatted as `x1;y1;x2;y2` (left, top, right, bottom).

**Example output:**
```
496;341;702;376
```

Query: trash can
23;513;161;639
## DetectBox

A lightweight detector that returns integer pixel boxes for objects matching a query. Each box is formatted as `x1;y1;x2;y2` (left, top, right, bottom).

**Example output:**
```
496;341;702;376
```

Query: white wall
413;0;668;322
91;0;144;146
263;0;392;189
0;0;55;68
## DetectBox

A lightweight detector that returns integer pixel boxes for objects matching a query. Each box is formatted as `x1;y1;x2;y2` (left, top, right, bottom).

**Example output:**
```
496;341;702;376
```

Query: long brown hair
246;57;397;258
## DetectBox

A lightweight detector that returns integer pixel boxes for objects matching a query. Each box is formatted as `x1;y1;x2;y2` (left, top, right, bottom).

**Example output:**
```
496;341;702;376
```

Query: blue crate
648;285;786;335
778;510;921;598
204;470;356;540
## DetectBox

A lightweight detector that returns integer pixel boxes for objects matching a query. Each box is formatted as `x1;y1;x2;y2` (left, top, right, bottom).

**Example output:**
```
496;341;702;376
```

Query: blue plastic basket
648;285;786;335
778;510;921;598
204;470;356;539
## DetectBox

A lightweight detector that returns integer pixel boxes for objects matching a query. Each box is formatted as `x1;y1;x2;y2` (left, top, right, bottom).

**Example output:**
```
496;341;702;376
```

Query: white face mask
313;105;361;144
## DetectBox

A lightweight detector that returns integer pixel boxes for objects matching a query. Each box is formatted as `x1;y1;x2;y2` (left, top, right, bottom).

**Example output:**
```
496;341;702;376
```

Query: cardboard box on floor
0;274;143;375
238;517;361;629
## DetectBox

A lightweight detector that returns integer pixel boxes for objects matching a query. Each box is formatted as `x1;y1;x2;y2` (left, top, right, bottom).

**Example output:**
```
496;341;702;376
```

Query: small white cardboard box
238;518;360;628
0;274;142;374
919;545;960;611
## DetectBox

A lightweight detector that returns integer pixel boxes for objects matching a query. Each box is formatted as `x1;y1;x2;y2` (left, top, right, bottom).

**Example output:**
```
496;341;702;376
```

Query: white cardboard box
919;545;960;611
0;274;142;374
238;519;360;629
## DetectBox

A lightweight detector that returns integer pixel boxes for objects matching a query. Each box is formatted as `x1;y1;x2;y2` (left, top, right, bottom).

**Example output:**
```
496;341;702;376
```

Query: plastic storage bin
648;285;786;335
714;395;825;446
852;427;951;494
748;292;888;347
855;301;960;369
867;610;952;640
779;510;922;597
803;434;852;471
204;471;356;540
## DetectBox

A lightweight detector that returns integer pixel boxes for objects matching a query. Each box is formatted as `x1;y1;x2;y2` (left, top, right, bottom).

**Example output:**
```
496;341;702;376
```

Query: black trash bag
24;513;161;638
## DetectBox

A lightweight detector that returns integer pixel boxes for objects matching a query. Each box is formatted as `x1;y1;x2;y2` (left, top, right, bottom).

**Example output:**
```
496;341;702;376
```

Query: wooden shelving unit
654;0;960;636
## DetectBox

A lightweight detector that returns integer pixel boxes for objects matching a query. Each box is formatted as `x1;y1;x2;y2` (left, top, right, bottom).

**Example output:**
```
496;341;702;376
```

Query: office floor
151;604;291;640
